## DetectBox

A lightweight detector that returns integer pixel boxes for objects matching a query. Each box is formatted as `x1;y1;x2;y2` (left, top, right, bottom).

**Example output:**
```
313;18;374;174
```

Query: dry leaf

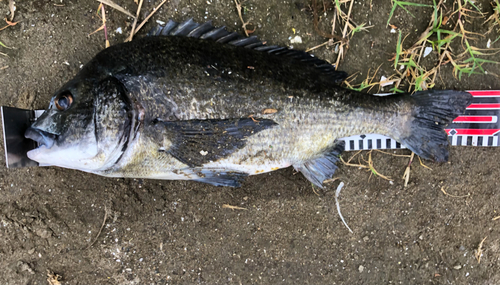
47;270;62;285
442;16;449;25
389;24;397;29
134;0;138;3
262;108;278;114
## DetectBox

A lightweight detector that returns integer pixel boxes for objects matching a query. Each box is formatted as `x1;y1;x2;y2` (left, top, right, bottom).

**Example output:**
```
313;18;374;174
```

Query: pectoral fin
294;141;345;188
161;118;277;167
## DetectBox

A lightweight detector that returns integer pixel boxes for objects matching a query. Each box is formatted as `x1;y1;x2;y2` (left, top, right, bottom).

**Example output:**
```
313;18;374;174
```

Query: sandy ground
0;0;499;284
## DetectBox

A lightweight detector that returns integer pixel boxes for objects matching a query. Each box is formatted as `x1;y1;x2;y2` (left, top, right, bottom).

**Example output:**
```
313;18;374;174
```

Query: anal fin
190;169;248;187
294;141;345;188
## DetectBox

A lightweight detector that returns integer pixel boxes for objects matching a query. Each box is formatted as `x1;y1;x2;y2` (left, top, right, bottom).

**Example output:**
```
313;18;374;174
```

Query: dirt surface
0;0;499;284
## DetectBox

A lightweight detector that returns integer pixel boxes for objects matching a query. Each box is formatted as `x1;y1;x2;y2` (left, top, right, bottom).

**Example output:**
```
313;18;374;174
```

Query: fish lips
25;127;57;149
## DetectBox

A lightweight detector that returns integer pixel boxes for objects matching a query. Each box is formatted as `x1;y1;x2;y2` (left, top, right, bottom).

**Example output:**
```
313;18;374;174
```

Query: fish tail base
399;90;472;162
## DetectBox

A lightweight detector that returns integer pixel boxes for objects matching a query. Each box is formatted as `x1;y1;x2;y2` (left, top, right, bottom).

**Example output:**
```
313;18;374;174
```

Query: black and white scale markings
341;90;500;151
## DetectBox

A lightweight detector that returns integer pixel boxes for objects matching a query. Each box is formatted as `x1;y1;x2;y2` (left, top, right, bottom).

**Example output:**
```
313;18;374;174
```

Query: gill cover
26;77;134;172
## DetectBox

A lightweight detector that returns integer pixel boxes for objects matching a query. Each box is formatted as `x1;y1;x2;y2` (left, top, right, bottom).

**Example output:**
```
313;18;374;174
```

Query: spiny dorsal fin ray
147;18;348;84
170;18;200;36
187;21;214;38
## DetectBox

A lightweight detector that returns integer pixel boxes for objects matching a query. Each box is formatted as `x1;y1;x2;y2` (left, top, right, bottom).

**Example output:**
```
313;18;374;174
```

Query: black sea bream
24;19;472;187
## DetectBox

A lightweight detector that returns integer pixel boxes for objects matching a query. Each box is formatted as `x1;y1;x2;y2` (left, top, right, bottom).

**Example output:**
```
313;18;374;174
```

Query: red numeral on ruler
447;90;500;139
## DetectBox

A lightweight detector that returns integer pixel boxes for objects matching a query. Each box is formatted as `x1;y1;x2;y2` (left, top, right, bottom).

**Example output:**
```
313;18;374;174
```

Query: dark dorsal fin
147;18;348;84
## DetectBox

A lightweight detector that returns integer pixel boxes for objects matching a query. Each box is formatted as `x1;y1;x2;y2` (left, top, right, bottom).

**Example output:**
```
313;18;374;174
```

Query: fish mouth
25;127;57;149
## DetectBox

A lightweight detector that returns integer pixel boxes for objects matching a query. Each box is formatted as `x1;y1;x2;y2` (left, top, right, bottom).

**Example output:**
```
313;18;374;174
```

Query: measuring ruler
342;90;500;151
2;91;499;168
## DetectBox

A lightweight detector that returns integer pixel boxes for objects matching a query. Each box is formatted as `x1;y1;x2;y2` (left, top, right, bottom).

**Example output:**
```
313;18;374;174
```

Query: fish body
25;19;472;187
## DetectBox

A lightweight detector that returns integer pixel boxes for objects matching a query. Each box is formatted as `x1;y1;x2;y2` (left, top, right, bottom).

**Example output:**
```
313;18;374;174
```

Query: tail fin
398;90;472;162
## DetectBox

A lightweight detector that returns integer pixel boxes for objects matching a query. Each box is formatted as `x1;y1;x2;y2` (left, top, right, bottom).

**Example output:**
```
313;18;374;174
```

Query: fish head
25;77;135;172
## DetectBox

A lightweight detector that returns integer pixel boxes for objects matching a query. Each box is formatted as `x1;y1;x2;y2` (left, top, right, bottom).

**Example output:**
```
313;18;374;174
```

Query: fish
24;19;472;187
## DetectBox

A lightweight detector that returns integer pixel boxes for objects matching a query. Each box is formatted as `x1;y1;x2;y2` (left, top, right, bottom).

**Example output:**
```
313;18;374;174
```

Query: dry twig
323;177;340;184
222;204;247;210
475;236;487;263
343;65;384;93
262;108;278;114
311;184;321;196
133;0;168;36
88;24;105;37
96;0;135;18
373;149;411;157
335;0;355;68
234;0;251;37
417;155;432;170
126;0;144;42
367;151;391;180
305;40;332;52
8;0;15;21
311;0;344;41
101;4;110;48
402;152;414;187
440;186;470;198
85;205;110;249
0;18;18;32
340;150;391;181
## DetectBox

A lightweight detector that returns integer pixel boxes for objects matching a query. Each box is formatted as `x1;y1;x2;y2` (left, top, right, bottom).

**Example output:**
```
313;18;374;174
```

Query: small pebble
290;36;302;44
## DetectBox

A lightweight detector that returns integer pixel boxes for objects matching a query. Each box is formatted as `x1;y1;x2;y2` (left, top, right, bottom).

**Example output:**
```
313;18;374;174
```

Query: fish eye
55;92;74;111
